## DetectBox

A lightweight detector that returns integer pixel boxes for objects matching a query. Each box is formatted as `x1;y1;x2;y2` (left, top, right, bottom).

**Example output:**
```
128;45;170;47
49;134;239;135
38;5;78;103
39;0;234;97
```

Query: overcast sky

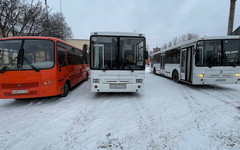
47;0;240;51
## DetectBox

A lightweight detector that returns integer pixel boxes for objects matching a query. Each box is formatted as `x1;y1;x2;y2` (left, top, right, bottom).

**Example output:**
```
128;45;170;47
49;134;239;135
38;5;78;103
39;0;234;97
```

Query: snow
0;67;240;150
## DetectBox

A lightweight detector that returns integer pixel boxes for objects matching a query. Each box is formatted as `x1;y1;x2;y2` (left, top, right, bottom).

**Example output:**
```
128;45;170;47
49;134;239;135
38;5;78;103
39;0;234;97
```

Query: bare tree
162;43;167;50
168;41;172;48
187;33;199;40
0;0;22;37
43;12;73;39
17;0;46;36
172;37;178;46
161;33;199;50
0;0;72;39
180;34;187;43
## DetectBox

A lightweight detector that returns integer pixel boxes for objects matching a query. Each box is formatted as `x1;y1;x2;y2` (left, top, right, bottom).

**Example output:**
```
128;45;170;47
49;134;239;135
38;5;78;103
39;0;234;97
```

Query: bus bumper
0;83;60;99
193;77;240;85
91;83;143;92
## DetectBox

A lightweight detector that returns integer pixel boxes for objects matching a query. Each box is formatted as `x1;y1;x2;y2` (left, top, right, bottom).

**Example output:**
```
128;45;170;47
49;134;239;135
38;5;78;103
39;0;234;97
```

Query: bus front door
57;47;69;83
93;44;104;69
186;47;192;82
180;47;193;82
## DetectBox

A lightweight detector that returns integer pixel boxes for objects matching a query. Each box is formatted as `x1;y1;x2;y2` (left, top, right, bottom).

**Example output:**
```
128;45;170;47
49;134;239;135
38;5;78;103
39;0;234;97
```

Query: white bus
150;36;240;84
90;32;148;92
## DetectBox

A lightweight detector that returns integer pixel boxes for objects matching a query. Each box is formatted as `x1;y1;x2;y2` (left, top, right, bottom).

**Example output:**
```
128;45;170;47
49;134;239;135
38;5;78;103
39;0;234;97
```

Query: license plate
12;90;28;94
110;84;126;89
215;79;226;82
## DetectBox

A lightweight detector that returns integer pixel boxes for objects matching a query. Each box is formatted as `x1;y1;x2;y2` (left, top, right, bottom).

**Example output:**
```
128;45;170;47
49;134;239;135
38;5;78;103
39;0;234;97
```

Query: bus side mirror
145;51;149;60
83;44;88;55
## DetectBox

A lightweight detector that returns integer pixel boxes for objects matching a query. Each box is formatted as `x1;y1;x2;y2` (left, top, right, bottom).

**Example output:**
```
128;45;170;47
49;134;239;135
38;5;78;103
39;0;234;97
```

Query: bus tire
61;81;69;97
172;70;180;83
153;68;156;74
85;72;89;81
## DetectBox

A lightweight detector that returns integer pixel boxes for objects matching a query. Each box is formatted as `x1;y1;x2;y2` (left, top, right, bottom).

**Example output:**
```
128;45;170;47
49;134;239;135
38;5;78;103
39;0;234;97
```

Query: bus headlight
235;73;240;77
136;79;142;83
198;74;204;78
43;81;54;86
93;79;100;83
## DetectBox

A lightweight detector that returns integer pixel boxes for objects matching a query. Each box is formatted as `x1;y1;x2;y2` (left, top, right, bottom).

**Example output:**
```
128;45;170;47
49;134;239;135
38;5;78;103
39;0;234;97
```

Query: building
153;47;161;53
65;39;89;51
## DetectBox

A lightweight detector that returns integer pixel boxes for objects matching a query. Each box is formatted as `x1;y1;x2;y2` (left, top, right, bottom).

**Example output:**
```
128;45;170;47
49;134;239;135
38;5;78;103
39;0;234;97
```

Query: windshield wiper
0;57;17;73
16;40;39;72
103;65;109;72
125;62;134;72
94;63;103;69
23;56;40;72
120;60;134;72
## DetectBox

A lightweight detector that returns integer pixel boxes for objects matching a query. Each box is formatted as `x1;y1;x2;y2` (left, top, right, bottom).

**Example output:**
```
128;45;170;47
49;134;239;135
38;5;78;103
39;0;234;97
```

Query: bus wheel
172;71;180;83
85;72;89;81
153;68;156;74
61;82;69;97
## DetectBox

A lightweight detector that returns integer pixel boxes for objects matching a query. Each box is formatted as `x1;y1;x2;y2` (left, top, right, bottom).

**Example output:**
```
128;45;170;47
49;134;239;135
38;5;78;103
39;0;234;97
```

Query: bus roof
0;36;83;51
90;32;145;37
150;35;240;56
0;36;62;41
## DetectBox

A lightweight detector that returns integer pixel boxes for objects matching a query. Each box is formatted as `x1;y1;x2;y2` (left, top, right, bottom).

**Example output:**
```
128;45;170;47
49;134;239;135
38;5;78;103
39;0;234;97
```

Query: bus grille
1;82;39;89
208;75;233;78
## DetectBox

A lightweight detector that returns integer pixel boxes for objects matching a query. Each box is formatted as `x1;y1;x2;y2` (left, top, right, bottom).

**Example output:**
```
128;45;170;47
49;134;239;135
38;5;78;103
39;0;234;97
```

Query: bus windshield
196;39;240;67
223;39;240;66
91;36;145;70
0;39;54;71
195;40;221;67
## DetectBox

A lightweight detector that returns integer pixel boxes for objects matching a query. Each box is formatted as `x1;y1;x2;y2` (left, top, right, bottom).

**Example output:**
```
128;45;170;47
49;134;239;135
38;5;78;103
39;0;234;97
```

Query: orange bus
0;36;90;99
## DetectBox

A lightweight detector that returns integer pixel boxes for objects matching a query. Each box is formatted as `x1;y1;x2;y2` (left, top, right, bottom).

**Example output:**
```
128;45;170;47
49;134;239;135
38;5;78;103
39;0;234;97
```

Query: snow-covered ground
0;68;240;150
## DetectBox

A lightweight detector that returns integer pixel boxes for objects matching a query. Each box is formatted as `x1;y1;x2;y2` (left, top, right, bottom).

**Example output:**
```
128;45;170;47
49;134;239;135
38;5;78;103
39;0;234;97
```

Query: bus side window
58;48;67;67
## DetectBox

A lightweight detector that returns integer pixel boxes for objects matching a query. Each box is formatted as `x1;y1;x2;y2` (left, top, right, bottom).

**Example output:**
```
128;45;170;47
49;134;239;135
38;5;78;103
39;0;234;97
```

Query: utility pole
45;0;49;36
60;0;63;39
227;0;237;35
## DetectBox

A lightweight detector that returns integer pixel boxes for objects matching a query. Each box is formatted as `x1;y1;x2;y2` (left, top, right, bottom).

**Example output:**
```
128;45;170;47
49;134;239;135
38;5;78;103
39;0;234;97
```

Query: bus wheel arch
61;80;70;97
172;70;180;83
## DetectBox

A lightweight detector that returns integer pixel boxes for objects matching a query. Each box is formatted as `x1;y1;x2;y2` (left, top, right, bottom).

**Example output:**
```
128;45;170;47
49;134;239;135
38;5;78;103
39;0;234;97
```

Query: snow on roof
90;32;145;37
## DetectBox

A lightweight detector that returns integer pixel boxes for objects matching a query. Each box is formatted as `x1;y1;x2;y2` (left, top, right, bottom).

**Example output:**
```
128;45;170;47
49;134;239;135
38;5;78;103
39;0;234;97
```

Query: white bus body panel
164;63;180;78
152;63;160;74
192;66;240;84
91;70;145;92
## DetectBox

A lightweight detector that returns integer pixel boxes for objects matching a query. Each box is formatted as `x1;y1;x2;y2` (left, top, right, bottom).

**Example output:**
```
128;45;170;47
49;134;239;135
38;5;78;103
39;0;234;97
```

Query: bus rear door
160;54;165;74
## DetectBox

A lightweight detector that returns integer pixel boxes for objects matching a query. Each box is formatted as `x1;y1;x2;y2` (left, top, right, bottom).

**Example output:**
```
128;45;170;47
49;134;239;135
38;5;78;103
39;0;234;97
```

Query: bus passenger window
58;49;67;67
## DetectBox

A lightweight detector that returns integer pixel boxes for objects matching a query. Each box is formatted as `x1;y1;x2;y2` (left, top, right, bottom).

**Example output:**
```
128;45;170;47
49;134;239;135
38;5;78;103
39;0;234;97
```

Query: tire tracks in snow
179;84;240;149
179;84;217;129
193;85;240;107
127;95;178;149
